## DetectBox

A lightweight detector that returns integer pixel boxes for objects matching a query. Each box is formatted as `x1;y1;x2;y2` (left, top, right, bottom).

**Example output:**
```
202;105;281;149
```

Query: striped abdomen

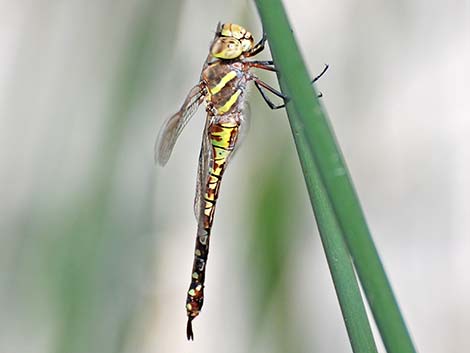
186;115;241;339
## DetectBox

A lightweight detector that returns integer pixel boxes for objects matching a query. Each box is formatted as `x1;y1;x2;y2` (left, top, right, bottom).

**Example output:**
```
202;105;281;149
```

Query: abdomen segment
186;115;241;340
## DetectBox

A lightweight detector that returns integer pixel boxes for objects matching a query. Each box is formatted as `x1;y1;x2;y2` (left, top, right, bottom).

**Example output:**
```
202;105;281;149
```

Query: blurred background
0;0;468;352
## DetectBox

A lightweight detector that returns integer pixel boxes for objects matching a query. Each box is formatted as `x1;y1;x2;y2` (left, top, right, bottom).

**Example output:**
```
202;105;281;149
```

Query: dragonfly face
210;23;255;59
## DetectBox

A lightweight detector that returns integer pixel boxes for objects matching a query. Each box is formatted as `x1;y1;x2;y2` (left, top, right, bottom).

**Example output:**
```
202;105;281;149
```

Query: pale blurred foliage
0;1;468;353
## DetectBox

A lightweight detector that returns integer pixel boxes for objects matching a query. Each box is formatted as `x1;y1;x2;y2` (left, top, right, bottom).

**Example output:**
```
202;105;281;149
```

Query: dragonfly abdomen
186;116;241;340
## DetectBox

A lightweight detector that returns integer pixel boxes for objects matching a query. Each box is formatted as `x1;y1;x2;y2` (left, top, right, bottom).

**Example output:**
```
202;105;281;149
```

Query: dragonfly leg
246;61;276;72
309;64;329;98
254;78;288;110
312;63;329;83
246;32;267;57
252;64;328;108
251;62;328;88
253;60;274;65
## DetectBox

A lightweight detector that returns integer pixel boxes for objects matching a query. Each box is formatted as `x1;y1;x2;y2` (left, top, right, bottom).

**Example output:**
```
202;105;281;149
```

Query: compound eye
240;38;254;52
234;28;246;39
220;23;231;36
211;38;243;59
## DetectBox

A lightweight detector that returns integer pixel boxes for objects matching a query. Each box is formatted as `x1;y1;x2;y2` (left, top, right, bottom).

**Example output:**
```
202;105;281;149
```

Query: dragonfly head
210;23;254;60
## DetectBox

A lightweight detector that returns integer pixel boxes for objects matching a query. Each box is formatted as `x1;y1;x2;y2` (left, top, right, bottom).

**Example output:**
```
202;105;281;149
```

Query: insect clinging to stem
155;22;327;340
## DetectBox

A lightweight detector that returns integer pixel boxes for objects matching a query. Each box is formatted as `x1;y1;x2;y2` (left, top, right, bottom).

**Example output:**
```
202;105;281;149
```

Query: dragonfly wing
155;84;204;166
193;116;213;221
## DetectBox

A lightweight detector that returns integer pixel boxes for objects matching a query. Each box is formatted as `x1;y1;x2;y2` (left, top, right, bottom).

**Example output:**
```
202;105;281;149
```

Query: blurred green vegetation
45;3;186;352
3;2;184;353
245;147;303;352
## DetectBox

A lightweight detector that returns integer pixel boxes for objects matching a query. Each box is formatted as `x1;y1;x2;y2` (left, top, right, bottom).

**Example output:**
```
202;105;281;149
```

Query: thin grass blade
254;1;417;352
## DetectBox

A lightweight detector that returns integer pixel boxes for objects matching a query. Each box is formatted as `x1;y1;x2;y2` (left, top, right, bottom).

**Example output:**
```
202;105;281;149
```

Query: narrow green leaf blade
289;109;378;353
253;1;417;352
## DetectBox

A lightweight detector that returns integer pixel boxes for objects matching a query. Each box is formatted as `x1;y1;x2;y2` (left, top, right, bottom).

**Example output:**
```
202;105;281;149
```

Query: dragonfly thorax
210;23;254;60
202;61;246;115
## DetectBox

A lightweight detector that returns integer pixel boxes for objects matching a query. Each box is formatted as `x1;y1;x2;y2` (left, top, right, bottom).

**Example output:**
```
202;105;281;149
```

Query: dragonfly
155;22;327;340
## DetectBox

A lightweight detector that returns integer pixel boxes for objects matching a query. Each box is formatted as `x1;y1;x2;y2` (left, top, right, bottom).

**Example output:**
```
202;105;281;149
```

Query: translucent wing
155;84;203;166
193;116;213;221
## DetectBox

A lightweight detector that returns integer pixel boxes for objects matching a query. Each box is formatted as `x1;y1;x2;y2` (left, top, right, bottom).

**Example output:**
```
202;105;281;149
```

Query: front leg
245;32;267;57
245;60;276;72
250;75;289;110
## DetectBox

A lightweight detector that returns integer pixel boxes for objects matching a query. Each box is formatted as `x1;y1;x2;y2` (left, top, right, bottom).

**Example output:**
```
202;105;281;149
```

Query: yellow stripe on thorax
209;71;237;95
217;89;241;114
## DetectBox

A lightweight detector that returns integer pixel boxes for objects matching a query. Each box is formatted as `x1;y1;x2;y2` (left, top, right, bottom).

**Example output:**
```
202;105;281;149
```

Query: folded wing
193;116;213;221
155;84;203;166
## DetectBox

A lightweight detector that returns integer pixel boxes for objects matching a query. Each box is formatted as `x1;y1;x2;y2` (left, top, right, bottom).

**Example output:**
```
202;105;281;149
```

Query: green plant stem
254;1;417;353
290;112;378;353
